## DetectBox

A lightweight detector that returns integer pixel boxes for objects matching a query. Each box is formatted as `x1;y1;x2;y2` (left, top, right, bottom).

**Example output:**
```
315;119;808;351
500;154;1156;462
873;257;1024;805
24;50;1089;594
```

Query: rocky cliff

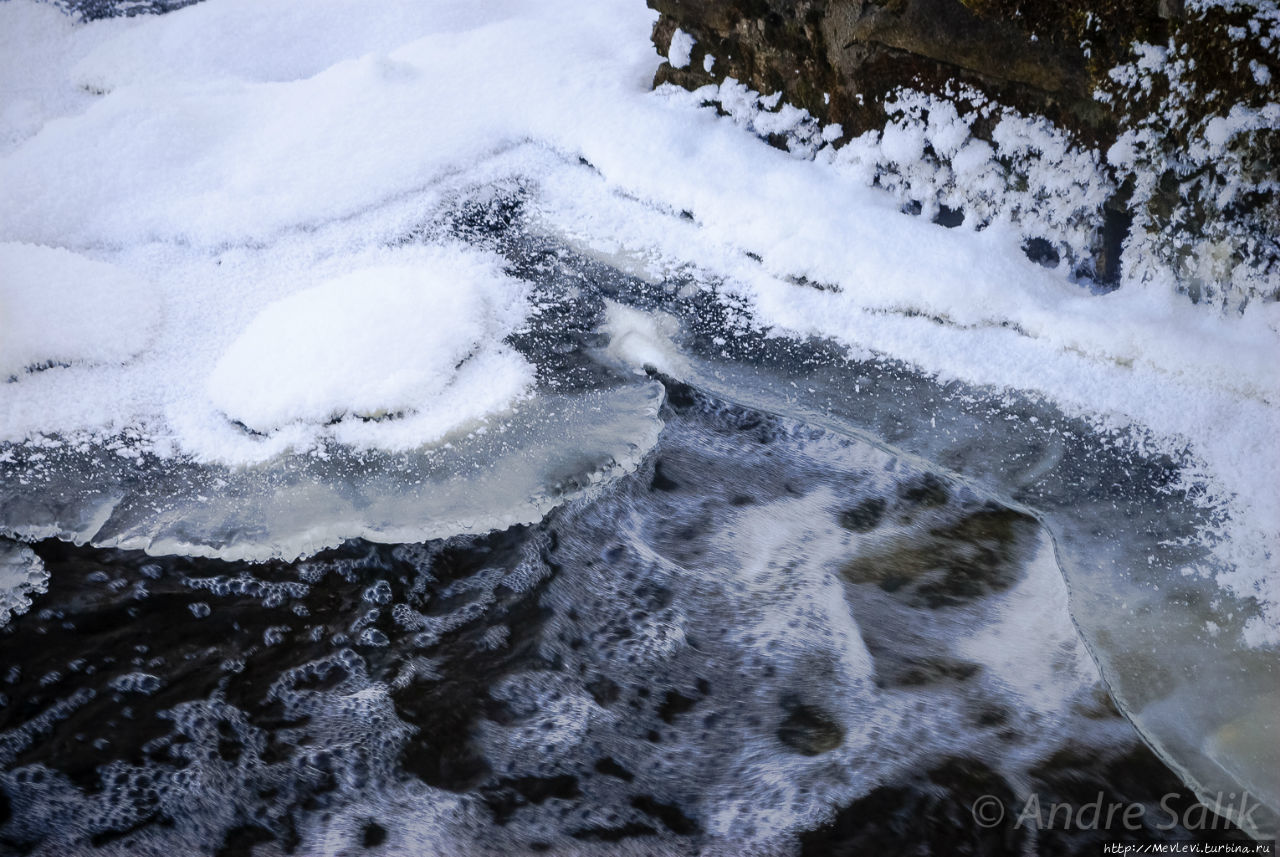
649;0;1279;309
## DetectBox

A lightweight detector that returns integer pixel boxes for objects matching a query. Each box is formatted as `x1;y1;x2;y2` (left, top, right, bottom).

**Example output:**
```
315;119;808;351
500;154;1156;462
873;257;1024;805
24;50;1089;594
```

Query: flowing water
0;382;1252;855
0;180;1272;854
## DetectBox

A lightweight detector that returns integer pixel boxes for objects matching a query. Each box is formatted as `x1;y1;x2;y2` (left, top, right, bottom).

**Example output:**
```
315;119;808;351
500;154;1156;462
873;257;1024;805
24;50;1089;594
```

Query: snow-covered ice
206;250;532;441
0;242;158;378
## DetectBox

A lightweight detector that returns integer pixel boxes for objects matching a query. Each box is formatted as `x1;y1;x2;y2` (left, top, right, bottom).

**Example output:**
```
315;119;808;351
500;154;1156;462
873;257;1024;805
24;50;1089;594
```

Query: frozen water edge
576;250;1280;835
1;383;664;563
674;358;1280;840
0;540;48;627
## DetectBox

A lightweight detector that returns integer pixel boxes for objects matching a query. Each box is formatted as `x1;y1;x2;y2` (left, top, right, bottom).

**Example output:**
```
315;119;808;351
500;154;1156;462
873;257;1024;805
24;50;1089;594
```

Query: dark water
0;381;1250;856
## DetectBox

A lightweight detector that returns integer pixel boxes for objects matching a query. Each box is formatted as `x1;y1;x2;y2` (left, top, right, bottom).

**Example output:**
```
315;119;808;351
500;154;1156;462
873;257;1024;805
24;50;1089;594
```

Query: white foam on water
957;536;1100;717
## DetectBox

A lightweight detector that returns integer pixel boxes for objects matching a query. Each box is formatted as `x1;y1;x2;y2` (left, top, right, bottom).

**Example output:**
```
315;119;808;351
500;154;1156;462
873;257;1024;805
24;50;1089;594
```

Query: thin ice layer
0;539;48;627
1;382;664;563
672;318;1280;838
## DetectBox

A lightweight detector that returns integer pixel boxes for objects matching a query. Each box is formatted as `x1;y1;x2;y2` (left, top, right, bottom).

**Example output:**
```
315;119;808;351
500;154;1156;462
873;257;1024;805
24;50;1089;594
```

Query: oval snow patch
207;253;531;435
0;242;158;377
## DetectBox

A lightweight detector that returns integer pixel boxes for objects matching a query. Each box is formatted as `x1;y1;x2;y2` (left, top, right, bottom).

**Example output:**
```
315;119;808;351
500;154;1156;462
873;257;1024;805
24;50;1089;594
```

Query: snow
1202;103;1280;151
599;300;690;378
0;242;159;378
878;120;925;164
667;27;693;69
206;250;531;441
68;0;526;90
834;87;1112;262
0;0;1277;827
1105;7;1280;310
0;1;129;155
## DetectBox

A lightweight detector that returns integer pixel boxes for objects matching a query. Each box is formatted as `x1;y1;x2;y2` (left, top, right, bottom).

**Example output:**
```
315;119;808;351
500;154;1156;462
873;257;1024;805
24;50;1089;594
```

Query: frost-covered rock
662;78;1115;279
46;0;201;21
834;87;1113;276
648;0;1280;309
1102;1;1280;310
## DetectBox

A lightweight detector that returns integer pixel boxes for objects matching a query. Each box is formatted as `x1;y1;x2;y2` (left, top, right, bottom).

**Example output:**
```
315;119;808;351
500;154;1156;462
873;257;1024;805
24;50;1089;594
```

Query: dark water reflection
0;382;1248;855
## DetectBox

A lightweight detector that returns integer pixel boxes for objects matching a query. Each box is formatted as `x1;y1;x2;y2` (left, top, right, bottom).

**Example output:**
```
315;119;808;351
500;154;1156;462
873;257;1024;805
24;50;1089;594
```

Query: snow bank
0;242;158;377
207;251;531;440
0;0;651;250
68;0;523;89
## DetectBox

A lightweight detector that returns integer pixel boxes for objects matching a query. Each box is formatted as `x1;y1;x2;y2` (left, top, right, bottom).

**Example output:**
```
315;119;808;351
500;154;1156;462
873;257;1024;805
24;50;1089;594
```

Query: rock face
649;0;1167;143
649;0;1279;309
50;0;201;20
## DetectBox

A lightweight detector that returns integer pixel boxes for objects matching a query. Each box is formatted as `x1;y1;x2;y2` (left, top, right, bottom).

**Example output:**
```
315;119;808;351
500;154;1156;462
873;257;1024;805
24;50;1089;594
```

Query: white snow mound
0;241;158;378
206;251;531;436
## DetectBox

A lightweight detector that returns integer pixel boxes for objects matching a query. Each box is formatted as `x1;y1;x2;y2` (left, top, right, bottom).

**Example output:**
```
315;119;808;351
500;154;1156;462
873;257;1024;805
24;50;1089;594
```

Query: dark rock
650;458;682;491
360;821;387;848
657;689;699;722
777;698;845;756
570;822;658;841
1023;237;1061;269
630;795;701;835
898;472;950;508
215;825;275;857
52;0;202;21
841;502;1036;608
879;655;981;688
593;757;635;781
799;756;1026;856
837;496;887;532
648;0;1129;143
481;775;582;826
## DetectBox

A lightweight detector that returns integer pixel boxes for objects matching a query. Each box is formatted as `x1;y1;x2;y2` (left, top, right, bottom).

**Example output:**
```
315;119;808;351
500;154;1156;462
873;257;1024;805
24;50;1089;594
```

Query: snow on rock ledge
206;249;532;440
0;242;158;378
